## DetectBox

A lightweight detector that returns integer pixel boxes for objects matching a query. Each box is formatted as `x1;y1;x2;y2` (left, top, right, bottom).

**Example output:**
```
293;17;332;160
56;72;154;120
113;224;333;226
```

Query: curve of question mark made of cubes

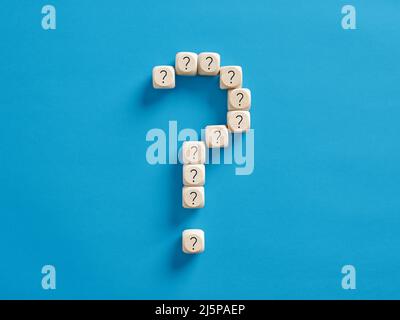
152;52;252;255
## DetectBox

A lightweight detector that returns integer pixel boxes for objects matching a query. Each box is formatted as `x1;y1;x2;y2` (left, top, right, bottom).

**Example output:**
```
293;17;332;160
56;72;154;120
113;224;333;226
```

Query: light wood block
227;110;251;133
220;66;242;89
183;164;205;186
205;125;229;148
182;229;205;254
182;186;205;209
152;66;175;89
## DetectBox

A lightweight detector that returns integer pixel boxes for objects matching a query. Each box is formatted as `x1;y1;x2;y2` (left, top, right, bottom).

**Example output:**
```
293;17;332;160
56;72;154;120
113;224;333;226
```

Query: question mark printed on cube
220;66;242;89
152;66;175;88
182;229;205;254
182;186;205;208
190;192;197;205
190;236;198;250
198;52;221;76
228;88;251;110
228;70;235;83
175;52;198;76
160;70;167;83
236;115;243;127
191;169;197;181
183;164;205;186
227;110;251;133
183;57;190;69
205;125;229;148
206;57;213;70
237;92;244;105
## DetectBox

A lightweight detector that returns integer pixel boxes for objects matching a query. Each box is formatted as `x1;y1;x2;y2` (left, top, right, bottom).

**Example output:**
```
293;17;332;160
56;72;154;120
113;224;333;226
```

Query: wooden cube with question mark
227;110;251;133
198;52;221;76
182;186;205;209
175;52;198;76
183;164;205;186
220;66;242;89
182;229;205;254
205;125;229;148
152;66;175;89
181;141;206;164
228;88;251;110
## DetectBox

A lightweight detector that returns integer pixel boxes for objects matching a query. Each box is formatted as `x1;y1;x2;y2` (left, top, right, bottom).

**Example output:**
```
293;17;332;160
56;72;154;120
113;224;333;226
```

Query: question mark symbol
160;70;167;83
183;56;190;70
190;236;198;251
205;56;213;70
190;191;198;205
236;92;244;107
190;169;198;183
236;115;243;128
214;130;222;144
228;70;235;84
190;145;198;160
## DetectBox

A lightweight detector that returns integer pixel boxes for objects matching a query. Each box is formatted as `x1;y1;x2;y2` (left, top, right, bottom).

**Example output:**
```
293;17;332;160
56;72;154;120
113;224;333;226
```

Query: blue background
0;1;399;299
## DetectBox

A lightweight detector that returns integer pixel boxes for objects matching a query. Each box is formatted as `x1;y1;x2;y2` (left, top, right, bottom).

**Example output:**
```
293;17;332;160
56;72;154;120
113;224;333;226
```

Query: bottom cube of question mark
182;229;205;254
182;186;205;209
